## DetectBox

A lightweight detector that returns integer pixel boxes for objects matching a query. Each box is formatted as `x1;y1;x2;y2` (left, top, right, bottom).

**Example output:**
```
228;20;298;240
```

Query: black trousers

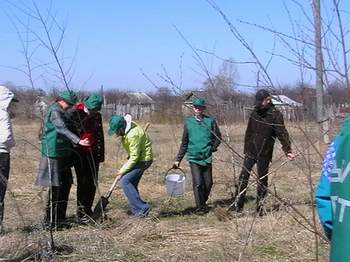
235;156;270;211
45;158;72;225
189;162;213;208
74;153;99;218
0;153;10;224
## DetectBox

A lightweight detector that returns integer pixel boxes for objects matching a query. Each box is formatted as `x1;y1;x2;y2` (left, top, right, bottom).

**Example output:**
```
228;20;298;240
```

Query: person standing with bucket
173;97;221;214
108;114;153;218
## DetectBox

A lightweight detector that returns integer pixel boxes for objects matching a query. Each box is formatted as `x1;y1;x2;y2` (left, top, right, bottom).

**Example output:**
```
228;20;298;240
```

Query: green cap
84;94;103;111
192;97;206;107
59;90;78;105
108;115;126;136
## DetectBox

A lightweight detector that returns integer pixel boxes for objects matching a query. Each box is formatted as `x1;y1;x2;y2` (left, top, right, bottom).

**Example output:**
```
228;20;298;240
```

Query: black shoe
0;223;4;236
229;203;243;213
256;206;266;217
195;206;210;215
77;214;94;225
43;219;71;231
132;206;152;218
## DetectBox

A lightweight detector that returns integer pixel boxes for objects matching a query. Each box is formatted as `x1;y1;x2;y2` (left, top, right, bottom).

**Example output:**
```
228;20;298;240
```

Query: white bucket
165;173;186;197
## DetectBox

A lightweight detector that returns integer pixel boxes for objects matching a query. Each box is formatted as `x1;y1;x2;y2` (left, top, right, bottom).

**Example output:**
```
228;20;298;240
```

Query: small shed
120;92;155;105
103;92;155;120
243;95;303;122
272;95;303;121
271;95;303;107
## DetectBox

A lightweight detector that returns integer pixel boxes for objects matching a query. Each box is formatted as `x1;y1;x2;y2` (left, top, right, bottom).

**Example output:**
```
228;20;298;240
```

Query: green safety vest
41;104;73;158
186;116;214;166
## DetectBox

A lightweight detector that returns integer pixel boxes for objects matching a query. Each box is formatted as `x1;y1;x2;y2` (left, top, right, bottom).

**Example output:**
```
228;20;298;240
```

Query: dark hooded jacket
244;103;291;160
65;103;105;163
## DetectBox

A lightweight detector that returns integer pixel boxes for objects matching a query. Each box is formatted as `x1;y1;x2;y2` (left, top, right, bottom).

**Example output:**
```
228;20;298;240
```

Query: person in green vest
35;90;90;229
173;97;222;214
108;114;153;217
316;117;350;261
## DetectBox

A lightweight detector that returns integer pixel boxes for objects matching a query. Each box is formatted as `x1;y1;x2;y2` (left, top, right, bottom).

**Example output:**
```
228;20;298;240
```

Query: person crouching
108;115;153;218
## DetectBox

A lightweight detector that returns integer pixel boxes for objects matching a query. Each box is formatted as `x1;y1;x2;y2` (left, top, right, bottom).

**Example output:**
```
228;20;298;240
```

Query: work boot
0;202;3;225
231;186;245;213
77;215;93;225
77;208;93;225
229;195;244;213
43;219;69;231
256;205;266;217
132;205;152;218
194;205;210;215
229;202;243;213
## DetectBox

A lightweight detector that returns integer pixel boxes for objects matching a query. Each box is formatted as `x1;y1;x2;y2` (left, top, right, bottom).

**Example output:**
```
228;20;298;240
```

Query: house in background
243;94;303;122
103;92;155;119
271;95;303;121
272;95;303;107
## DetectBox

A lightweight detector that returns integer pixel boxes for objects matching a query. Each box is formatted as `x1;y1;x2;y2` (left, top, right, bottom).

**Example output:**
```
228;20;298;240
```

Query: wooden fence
100;102;347;124
101;103;155;120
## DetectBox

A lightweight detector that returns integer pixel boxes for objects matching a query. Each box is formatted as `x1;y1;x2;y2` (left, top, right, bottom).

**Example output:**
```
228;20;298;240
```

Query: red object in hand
75;102;85;111
81;132;96;147
78;132;96;153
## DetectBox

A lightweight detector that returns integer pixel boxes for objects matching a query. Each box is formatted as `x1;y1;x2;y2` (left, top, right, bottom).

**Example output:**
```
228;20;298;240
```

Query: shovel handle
144;122;150;131
106;174;123;199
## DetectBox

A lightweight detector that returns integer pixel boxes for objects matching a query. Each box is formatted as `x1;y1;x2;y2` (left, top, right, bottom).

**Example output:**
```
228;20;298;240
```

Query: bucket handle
164;167;186;180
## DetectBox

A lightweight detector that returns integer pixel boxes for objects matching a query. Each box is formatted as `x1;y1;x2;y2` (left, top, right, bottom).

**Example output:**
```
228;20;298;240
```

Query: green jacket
176;115;221;166
41;104;80;157
119;122;153;174
329;117;350;261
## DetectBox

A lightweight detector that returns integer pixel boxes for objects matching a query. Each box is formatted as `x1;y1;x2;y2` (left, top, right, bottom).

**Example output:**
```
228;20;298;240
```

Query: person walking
108;114;153;217
233;89;294;216
0;85;18;233
73;94;104;223
173;97;221;214
35;90;90;229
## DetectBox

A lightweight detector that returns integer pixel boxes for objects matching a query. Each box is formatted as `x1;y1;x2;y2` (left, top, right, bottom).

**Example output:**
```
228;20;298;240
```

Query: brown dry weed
0;120;332;261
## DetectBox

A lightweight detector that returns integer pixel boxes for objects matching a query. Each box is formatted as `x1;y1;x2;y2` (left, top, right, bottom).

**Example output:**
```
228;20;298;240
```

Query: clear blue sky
0;0;348;93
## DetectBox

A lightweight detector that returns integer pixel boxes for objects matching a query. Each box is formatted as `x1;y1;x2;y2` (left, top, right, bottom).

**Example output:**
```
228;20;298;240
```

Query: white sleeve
0;109;15;152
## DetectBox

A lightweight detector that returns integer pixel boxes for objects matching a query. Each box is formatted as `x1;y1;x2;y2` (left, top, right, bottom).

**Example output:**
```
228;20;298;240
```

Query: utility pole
100;84;107;106
313;0;329;144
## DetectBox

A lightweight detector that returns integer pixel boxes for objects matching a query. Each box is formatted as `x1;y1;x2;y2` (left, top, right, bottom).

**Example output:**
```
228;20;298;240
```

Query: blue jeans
120;161;152;217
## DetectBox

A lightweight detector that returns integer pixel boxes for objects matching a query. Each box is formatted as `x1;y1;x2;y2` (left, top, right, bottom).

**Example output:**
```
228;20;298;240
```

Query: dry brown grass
0;120;333;261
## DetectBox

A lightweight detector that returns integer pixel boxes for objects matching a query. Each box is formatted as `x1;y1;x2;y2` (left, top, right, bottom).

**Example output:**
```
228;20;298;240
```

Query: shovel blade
92;196;109;220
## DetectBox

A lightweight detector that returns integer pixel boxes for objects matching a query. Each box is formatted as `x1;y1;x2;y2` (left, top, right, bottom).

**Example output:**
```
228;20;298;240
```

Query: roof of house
123;92;155;104
272;95;303;107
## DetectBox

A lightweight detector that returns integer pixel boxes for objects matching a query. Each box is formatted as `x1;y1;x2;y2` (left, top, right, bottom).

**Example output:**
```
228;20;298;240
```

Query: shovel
92;174;122;220
92;122;151;221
